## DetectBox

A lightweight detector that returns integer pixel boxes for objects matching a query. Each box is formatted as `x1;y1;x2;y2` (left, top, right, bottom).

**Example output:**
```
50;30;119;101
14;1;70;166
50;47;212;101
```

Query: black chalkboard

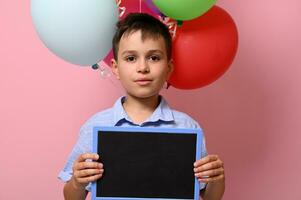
92;127;202;200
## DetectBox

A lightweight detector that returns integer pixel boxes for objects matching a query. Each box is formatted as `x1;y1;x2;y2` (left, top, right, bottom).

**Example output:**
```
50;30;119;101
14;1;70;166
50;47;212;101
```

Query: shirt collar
112;96;174;126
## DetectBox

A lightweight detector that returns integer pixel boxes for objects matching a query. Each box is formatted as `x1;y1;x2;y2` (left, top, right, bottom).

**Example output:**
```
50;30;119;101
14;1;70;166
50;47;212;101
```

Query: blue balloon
31;0;119;66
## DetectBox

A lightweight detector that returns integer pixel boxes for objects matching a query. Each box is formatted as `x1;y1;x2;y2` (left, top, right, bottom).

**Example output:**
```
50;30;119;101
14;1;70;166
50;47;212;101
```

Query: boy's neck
122;94;160;124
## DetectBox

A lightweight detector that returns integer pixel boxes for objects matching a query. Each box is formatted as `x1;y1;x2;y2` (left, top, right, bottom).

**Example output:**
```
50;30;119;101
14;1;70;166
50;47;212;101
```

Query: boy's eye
125;56;136;62
148;55;161;61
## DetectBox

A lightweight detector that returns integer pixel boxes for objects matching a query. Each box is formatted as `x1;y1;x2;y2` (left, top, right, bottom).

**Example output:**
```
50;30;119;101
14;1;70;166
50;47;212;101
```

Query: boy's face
111;30;173;99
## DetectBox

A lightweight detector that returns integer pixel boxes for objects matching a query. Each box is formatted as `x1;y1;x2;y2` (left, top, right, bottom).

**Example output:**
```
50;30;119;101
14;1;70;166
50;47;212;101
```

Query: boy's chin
126;92;160;100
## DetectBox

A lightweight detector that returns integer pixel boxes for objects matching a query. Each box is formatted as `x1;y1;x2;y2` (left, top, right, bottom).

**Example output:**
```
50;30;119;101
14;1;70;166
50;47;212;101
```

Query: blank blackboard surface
92;127;203;200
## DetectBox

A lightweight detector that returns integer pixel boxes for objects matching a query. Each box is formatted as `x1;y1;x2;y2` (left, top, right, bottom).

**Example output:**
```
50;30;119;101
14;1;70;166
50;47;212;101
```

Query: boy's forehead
119;30;166;52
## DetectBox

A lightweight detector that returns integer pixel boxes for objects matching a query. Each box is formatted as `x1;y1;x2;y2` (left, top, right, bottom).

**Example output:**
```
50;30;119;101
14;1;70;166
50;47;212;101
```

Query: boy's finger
76;161;103;170
77;168;104;178
194;160;222;173
77;153;99;162
195;167;224;178
198;174;225;183
193;155;218;167
77;174;103;184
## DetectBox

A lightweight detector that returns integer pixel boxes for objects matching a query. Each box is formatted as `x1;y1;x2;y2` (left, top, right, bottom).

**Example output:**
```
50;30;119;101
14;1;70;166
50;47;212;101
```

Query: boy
59;13;225;200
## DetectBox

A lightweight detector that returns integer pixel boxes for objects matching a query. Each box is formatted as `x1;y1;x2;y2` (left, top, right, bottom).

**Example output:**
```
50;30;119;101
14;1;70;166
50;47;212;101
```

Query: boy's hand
193;155;225;183
71;153;104;189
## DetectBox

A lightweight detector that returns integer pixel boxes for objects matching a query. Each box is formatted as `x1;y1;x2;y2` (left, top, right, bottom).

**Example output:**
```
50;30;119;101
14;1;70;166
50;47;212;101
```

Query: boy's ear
111;58;120;80
167;59;174;79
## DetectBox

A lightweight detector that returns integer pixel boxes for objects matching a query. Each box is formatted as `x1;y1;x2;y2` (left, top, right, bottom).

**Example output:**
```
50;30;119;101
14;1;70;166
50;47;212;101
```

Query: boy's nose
136;60;150;73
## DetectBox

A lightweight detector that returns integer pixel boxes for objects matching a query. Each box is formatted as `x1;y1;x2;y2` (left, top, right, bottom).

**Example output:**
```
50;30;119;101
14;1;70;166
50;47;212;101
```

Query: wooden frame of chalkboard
92;126;203;200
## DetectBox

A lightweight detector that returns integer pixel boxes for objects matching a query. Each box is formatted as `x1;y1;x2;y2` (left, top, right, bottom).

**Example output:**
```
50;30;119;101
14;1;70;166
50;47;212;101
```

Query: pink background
1;0;300;199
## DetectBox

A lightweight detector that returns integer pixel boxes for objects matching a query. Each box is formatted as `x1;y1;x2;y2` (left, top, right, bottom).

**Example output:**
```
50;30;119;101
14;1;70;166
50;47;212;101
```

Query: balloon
103;50;114;65
153;0;216;20
144;0;163;16
31;0;118;66
119;0;158;19
169;6;238;89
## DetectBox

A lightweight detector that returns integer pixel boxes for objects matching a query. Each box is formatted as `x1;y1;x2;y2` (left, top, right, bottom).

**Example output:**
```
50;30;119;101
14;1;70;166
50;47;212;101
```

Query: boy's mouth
135;78;153;86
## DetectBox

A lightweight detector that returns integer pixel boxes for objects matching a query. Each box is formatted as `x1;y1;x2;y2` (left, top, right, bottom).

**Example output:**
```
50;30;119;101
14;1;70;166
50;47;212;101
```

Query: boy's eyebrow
147;49;164;54
121;49;164;55
121;50;137;56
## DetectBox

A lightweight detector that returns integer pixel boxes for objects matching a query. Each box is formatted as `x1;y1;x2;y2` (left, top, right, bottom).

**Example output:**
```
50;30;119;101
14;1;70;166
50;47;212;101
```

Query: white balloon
31;0;119;66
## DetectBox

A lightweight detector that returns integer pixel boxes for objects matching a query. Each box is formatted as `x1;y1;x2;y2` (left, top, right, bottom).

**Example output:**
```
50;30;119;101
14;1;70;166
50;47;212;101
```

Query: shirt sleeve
58;126;93;191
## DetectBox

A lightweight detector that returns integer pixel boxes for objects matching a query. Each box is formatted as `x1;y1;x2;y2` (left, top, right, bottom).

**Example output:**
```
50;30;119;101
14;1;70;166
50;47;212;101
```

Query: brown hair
112;13;172;61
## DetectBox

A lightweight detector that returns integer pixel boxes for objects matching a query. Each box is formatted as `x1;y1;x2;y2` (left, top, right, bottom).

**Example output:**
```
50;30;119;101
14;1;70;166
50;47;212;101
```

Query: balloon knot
92;64;99;70
176;20;183;27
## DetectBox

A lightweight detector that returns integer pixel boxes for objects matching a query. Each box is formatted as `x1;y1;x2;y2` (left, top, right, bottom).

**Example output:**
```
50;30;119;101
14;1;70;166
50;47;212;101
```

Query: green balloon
153;0;216;20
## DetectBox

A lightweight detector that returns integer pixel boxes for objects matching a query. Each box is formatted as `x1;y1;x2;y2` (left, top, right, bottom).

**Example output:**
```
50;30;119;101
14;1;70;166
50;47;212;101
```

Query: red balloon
169;6;238;89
